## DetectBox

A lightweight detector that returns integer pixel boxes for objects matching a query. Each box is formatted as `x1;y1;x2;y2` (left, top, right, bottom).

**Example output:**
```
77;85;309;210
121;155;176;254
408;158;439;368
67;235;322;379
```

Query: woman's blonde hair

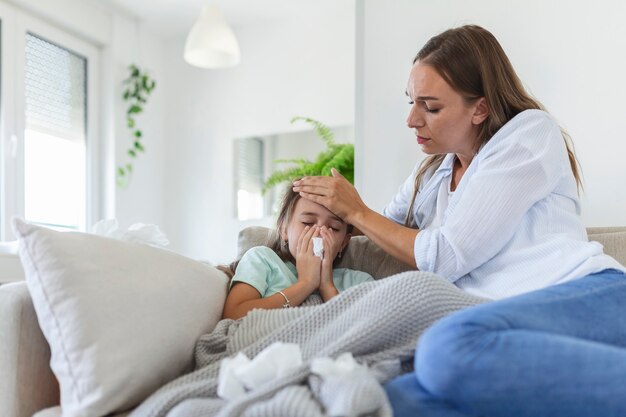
404;25;581;226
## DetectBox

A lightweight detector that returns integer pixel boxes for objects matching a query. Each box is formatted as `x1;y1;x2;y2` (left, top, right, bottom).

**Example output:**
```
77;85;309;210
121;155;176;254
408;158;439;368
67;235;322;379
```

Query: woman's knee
416;305;504;398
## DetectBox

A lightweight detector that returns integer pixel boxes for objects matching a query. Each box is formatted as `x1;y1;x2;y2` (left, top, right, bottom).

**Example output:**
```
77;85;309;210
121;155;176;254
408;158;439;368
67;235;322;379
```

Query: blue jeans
384;269;626;417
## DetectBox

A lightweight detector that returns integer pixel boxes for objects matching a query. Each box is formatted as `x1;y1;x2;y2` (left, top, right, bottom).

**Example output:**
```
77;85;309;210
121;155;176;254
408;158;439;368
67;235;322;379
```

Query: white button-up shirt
384;109;625;299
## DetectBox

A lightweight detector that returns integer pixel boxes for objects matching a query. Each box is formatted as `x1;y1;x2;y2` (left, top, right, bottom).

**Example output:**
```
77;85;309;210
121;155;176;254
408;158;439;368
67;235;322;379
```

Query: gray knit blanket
129;271;486;417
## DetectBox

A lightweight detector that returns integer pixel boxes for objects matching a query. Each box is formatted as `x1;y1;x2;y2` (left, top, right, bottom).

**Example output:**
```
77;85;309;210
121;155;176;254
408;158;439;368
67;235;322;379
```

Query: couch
1;226;625;417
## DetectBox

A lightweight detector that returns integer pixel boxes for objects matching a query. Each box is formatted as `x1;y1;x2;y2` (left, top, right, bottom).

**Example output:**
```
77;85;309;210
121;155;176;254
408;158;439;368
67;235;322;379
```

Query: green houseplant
117;64;157;187
262;117;354;194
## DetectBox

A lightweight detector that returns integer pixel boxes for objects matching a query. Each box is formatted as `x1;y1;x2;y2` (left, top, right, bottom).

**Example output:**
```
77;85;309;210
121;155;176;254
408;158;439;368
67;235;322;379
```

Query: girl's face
280;197;350;260
405;62;489;163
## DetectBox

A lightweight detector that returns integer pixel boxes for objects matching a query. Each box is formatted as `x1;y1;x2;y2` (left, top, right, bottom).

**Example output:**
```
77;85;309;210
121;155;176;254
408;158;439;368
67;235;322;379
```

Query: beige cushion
588;230;626;267
14;219;229;417
587;226;626;235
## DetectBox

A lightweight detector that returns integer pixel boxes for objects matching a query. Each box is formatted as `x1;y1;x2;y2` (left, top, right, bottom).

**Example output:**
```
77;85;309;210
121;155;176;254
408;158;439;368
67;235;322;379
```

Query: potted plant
263;117;354;193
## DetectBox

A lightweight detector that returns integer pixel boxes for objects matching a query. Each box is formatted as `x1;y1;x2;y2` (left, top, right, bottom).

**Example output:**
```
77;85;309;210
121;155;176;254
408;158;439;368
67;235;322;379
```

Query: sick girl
221;186;374;320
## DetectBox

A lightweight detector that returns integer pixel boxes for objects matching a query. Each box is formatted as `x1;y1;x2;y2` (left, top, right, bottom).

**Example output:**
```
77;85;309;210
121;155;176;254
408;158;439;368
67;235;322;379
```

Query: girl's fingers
307;227;321;253
320;227;336;249
300;226;317;254
296;226;310;253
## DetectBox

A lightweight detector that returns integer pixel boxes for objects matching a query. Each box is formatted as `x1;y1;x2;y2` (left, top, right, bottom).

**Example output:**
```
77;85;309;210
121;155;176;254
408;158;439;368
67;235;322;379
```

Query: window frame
0;4;101;239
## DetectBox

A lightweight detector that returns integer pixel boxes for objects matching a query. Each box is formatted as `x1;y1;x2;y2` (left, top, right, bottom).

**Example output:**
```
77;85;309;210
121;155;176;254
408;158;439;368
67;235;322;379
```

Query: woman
293;25;622;300
294;25;626;416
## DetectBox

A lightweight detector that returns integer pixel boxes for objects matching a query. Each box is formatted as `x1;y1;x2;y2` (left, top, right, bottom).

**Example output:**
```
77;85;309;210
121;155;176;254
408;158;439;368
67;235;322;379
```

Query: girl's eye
408;100;414;105
425;107;440;114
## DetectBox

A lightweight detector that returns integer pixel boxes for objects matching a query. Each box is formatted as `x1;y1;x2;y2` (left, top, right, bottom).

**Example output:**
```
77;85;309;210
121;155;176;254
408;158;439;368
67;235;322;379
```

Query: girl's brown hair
404;25;582;227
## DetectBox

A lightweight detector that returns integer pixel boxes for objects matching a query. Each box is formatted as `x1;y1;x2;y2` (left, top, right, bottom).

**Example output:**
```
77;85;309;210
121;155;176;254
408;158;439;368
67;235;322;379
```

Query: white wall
162;1;355;263
356;0;626;227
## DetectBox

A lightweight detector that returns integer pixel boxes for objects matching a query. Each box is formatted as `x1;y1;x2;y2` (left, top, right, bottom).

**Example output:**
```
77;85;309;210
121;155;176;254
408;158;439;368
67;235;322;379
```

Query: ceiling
94;0;338;39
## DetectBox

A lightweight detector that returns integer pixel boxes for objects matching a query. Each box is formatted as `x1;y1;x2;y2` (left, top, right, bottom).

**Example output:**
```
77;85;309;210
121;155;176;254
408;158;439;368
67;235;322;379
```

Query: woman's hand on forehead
293;169;367;224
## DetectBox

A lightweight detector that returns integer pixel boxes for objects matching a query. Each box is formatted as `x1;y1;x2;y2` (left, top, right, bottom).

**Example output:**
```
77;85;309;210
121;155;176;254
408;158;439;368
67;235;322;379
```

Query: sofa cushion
239;226;626;278
0;240;23;284
588;230;626;267
0;282;59;417
237;226;415;279
13;219;228;417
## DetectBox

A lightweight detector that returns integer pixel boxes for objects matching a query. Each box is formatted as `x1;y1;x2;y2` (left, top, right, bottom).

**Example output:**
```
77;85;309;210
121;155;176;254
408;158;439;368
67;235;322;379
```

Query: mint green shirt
231;246;374;297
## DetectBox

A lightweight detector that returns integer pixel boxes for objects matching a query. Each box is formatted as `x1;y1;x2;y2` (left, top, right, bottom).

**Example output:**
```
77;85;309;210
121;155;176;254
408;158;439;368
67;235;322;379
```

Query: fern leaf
263;166;308;193
291;116;335;147
272;158;312;165
321;144;354;176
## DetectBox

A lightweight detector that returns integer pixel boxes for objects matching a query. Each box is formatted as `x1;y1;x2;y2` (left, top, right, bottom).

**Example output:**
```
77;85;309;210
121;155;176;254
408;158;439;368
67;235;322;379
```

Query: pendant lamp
184;5;240;68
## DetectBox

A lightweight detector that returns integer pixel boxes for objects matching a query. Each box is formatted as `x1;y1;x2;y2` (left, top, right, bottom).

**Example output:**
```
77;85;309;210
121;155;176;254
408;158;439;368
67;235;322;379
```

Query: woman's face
406;61;488;161
280;197;350;260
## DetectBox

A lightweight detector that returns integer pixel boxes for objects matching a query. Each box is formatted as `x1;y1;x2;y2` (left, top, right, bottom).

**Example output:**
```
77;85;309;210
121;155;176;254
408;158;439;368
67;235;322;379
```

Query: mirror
234;125;354;221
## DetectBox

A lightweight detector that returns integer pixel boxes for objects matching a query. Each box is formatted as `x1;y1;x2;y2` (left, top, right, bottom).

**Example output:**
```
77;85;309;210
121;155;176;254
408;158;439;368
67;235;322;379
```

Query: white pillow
13;219;228;417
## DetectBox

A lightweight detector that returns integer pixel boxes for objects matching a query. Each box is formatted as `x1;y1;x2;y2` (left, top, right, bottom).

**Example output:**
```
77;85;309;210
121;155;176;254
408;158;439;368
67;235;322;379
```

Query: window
0;4;100;238
24;34;87;230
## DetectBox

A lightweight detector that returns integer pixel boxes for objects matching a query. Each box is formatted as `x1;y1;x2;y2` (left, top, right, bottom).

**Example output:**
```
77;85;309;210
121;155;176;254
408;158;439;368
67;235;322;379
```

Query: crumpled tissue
218;342;303;401
311;353;388;417
310;352;363;378
312;237;324;258
91;219;170;248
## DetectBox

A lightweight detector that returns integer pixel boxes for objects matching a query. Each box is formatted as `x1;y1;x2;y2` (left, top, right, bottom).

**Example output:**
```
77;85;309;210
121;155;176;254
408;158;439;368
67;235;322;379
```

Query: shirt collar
434;153;456;174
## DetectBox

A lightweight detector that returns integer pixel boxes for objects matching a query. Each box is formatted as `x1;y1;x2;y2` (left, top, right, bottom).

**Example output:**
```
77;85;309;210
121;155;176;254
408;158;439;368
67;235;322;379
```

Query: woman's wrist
347;205;373;231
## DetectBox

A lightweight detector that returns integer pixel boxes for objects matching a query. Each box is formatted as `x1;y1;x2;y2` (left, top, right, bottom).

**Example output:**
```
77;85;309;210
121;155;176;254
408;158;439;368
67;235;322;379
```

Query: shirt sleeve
336;269;375;291
414;111;569;281
382;163;421;224
230;246;272;296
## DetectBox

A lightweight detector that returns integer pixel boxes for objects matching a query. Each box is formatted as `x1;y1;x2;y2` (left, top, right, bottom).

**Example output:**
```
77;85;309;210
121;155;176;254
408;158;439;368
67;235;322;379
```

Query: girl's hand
295;225;322;291
319;226;340;299
320;226;342;264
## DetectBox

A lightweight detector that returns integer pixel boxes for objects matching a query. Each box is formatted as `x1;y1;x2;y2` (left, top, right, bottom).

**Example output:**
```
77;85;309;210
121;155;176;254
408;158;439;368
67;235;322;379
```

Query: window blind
24;33;86;142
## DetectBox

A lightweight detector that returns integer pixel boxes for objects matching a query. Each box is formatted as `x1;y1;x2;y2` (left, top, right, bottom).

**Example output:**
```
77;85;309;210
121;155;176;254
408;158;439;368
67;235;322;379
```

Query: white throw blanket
130;271;487;417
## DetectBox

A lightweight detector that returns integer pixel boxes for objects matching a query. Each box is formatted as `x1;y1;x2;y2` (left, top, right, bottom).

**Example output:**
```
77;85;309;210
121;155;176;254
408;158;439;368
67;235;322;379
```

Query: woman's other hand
292;168;369;225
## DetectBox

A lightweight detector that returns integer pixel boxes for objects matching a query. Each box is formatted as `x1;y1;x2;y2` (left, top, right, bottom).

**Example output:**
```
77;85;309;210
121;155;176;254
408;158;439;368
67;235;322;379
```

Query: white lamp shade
184;5;241;68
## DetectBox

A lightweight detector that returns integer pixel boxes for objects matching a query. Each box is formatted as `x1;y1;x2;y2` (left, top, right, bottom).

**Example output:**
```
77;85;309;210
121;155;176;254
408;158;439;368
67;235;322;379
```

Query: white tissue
217;353;251;401
312;237;324;258
311;352;362;378
236;342;303;389
217;342;303;401
91;219;170;248
124;223;170;247
91;218;120;237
